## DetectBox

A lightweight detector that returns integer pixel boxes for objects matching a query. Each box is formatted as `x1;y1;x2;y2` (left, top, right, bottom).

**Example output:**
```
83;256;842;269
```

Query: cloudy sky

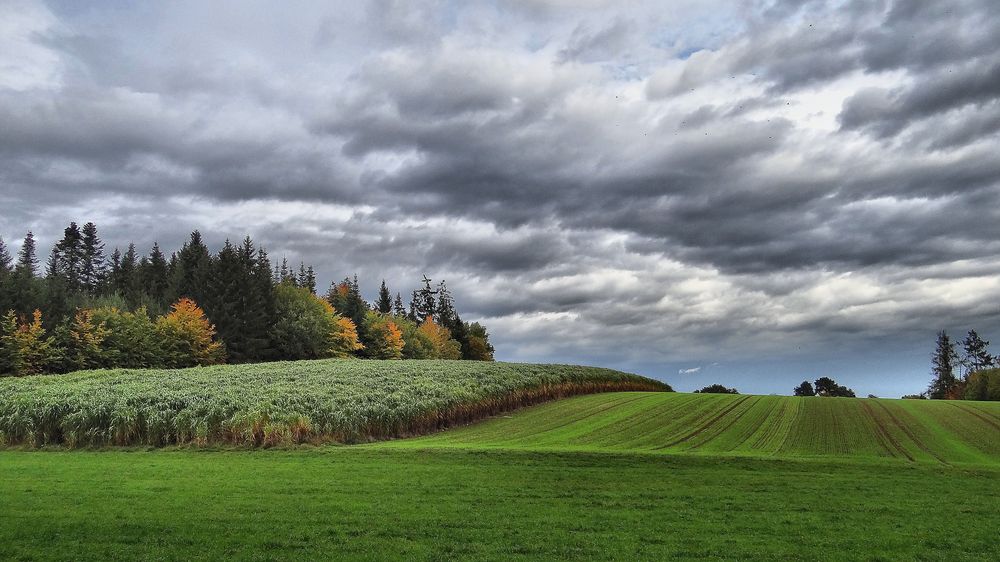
3;0;1000;396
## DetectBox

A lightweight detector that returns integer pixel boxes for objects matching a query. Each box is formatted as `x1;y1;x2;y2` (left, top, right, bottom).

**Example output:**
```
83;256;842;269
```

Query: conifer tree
53;222;85;292
16;231;38;277
376;280;392;314
929;330;959;399
80;222;105;294
142;243;170;311
393;292;406;317
168;231;212;306
409;275;437;321
960;329;993;377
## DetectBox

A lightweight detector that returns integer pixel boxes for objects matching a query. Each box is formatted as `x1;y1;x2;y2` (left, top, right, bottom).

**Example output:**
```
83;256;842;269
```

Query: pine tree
960;329;993;378
928;331;959;399
80;222;105;294
376;280;392;314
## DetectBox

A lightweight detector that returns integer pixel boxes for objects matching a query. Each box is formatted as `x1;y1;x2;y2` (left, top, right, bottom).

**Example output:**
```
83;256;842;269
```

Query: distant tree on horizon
694;384;739;394
793;380;815;396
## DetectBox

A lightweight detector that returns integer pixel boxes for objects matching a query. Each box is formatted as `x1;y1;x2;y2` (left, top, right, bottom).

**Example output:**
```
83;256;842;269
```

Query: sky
2;0;1000;397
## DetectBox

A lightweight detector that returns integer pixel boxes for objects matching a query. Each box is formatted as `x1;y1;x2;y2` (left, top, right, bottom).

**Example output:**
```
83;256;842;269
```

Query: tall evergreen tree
114;243;142;309
53;222;85;292
296;263;316;294
393;292;406;317
960;329;993;377
169;231;212;306
16;231;38;276
80;222;106;294
929;331;959;399
376;280;392;314
204;238;276;362
409;275;437;321
142;243;170;311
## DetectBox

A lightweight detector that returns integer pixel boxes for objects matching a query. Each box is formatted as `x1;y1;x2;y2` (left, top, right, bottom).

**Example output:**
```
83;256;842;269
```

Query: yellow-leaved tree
330;314;364;358
417;317;462;360
156;298;226;368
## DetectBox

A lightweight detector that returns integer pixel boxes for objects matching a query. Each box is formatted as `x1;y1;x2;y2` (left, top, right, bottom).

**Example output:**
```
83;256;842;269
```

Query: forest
0;223;493;376
925;330;1000;401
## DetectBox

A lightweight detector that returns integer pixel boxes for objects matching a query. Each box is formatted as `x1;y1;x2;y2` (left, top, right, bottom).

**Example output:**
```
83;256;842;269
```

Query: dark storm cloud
4;0;1000;395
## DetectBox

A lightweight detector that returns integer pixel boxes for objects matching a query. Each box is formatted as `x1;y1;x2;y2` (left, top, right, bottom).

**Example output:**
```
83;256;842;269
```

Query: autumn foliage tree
362;311;404;359
156;298;225;367
10;310;56;376
418;317;462;360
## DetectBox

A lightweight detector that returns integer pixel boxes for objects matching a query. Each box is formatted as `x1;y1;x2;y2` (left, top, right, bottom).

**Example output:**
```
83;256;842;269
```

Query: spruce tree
377;280;392;314
393;292;406;317
960;329;993;377
169;231;211;305
53;222;85;292
929;331;959;399
80;222;106;294
142;243;169;311
16;231;38;276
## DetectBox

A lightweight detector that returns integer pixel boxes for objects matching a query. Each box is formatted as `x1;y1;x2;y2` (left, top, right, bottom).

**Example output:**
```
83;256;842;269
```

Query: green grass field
393;392;1000;465
2;363;999;560
1;448;998;561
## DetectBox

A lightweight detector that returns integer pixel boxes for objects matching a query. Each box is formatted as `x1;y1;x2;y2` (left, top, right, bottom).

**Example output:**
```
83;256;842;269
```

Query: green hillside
390;392;1000;465
0;360;667;447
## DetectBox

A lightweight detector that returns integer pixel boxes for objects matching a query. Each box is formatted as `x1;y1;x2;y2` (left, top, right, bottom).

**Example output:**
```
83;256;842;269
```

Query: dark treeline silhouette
926;329;1000;401
0;224;494;376
694;384;739;394
793;377;855;397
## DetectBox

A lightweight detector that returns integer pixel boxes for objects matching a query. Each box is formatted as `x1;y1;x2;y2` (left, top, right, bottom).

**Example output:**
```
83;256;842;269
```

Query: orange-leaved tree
156;298;226;368
330;314;364;358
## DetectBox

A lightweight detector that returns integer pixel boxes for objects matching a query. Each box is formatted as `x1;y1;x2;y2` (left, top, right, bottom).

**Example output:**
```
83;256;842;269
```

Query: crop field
394;392;1000;465
0;360;667;447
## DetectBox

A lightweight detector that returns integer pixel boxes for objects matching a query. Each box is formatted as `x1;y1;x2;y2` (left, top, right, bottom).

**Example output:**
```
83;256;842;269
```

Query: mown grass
390;392;1000;465
1;448;997;561
0;360;667;447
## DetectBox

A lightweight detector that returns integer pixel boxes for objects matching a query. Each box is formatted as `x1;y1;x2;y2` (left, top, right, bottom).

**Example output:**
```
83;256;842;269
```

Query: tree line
926;329;1000;401
0;223;493;376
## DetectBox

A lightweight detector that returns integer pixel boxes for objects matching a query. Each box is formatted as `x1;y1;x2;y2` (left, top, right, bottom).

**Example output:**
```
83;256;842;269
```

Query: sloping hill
391;392;1000;465
0;360;667;447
